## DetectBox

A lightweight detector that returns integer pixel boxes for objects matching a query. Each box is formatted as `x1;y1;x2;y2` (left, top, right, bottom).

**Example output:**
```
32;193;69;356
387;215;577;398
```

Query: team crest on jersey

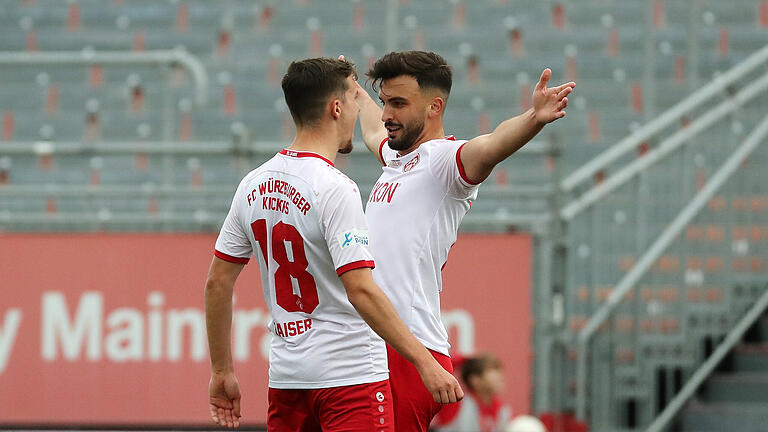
403;154;420;172
337;229;369;249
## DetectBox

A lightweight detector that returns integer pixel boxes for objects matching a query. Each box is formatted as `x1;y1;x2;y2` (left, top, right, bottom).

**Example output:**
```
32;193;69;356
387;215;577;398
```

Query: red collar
279;149;334;167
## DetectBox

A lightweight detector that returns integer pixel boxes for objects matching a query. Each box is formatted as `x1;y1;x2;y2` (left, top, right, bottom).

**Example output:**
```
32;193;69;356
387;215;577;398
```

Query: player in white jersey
354;51;575;431
205;57;462;431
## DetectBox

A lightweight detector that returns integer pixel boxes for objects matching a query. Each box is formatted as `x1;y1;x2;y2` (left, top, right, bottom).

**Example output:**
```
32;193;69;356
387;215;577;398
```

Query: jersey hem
417;337;451;357
268;372;389;389
214;249;250;264
336;260;375;276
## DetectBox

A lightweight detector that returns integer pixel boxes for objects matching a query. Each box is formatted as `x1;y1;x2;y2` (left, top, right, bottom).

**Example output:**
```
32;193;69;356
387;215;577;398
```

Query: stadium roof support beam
574;113;768;421
0;49;208;106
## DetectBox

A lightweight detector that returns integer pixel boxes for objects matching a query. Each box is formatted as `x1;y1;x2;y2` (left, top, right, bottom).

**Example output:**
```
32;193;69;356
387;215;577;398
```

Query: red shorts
386;344;454;432
267;379;394;432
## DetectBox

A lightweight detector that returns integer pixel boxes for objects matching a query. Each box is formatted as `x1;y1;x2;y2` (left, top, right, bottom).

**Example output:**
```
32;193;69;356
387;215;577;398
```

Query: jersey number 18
251;219;319;314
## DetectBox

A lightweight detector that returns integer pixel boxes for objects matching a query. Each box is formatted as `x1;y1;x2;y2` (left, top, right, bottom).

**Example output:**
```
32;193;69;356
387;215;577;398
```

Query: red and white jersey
366;137;480;355
215;149;387;389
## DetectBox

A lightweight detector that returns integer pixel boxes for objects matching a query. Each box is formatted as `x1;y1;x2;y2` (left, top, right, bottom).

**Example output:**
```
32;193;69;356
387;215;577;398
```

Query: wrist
527;107;545;127
211;363;234;375
413;350;438;373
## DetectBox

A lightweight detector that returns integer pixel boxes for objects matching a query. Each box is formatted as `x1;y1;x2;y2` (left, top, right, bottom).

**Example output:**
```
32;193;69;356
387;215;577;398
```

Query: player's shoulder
236;156;280;187
422;136;468;157
318;165;361;198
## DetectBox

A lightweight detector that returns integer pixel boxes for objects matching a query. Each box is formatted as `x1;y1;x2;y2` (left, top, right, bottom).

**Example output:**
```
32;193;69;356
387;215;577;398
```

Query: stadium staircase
679;309;768;431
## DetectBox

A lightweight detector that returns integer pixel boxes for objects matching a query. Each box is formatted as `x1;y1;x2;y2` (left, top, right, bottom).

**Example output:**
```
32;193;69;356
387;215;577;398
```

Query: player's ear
330;99;342;120
428;96;444;118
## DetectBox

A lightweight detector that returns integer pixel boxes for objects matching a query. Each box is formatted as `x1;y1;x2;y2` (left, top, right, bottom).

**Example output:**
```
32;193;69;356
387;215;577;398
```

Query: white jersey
365;137;480;355
215;149;387;389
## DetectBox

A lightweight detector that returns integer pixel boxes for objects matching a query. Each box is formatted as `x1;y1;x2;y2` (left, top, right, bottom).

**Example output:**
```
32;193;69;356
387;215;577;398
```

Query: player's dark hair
460;353;502;392
366;50;452;96
281;57;358;127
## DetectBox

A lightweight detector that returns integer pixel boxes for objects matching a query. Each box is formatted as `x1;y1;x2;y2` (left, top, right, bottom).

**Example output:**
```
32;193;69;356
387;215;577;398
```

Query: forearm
485;108;543;163
348;285;434;371
460;108;544;183
205;279;235;373
357;93;387;157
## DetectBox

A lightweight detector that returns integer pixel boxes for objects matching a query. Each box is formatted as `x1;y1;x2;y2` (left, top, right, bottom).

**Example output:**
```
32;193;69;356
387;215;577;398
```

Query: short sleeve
429;139;481;199
214;189;252;264
318;180;375;276
379;138;397;166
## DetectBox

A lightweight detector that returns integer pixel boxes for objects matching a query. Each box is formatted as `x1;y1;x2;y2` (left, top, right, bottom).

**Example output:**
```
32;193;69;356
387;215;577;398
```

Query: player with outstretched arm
205;57;463;431
353;50;575;431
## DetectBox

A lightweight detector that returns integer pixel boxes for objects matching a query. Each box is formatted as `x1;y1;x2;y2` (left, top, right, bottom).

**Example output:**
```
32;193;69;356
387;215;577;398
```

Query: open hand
209;372;242;428
532;68;575;125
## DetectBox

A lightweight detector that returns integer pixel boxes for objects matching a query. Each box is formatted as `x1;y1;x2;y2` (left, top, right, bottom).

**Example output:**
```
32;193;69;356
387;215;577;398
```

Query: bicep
366;134;388;166
339;267;373;292
458;134;495;185
206;256;246;287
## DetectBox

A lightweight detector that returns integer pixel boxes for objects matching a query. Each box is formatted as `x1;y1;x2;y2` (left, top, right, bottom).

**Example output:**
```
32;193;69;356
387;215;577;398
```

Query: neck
397;121;445;156
289;125;339;164
474;391;494;406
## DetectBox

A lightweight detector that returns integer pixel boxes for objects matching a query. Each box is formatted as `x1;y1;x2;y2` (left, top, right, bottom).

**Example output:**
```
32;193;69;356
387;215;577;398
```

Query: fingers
440;389;451;404
455;384;465;402
218;406;228;427
553;81;576;93
232;396;242;419
556;86;573;100
232;396;242;428
536;68;552;90
338;54;346;61
210;404;219;425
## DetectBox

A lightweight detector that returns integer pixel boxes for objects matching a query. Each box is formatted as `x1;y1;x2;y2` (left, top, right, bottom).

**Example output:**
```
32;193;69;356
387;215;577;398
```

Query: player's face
478;367;505;395
379;75;428;152
338;75;359;154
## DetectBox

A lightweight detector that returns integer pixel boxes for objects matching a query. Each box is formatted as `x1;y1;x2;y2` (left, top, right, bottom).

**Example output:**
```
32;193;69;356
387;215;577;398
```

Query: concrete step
680;400;768;432
733;344;768;373
743;314;768;344
701;373;768;403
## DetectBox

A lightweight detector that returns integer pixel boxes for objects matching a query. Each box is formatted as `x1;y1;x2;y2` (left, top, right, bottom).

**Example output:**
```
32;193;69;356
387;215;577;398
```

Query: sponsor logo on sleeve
336;229;370;249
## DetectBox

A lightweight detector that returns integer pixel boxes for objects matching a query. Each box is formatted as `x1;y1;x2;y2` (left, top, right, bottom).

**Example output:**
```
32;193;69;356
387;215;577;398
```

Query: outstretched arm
459;68;575;184
355;81;388;165
339;54;387;164
341;268;464;404
205;257;246;428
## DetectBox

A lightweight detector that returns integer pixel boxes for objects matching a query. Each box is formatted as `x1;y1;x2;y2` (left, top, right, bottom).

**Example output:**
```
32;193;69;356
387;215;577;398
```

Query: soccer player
354;50;575;431
204;57;463;431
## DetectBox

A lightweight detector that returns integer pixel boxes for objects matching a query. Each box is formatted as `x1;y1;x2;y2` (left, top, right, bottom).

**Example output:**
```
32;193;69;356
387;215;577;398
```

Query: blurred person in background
354;50;574;431
204;57;461;431
433;353;512;432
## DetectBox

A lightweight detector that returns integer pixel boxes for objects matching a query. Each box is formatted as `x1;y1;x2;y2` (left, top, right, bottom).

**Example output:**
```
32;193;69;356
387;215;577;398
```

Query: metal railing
0;49;208;106
574;113;768;421
645;283;768;432
561;69;768;222
559;44;768;195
